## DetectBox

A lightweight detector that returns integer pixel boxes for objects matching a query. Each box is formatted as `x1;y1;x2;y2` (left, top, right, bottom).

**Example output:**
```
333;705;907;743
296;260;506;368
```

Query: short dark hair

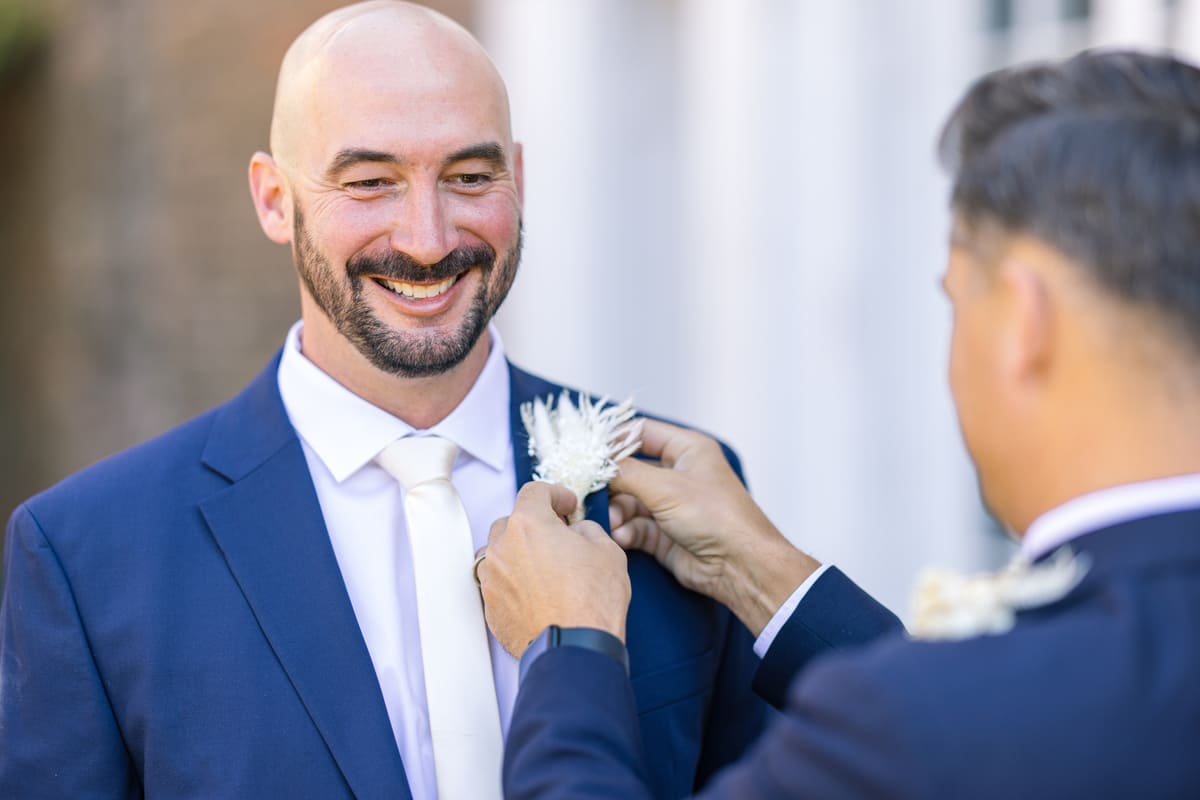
940;50;1200;348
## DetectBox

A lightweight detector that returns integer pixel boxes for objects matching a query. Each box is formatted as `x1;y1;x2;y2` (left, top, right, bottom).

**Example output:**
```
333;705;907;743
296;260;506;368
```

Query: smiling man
0;3;795;799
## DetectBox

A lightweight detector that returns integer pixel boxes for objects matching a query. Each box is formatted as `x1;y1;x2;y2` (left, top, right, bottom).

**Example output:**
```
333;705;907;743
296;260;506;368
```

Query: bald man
0;3;807;798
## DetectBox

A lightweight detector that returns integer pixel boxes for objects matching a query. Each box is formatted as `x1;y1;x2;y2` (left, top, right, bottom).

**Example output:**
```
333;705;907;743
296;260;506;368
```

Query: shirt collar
277;320;511;483
1020;473;1200;561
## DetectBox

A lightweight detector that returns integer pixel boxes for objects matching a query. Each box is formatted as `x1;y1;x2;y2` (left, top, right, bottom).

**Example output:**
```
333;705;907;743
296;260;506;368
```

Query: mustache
347;244;496;283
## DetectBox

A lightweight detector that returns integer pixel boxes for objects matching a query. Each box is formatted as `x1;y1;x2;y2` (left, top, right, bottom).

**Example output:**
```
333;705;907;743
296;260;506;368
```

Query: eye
450;173;493;190
343;178;396;198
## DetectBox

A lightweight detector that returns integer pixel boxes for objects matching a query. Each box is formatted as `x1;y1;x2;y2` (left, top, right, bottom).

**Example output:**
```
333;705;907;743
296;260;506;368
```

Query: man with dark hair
0;3;775;797
478;49;1200;798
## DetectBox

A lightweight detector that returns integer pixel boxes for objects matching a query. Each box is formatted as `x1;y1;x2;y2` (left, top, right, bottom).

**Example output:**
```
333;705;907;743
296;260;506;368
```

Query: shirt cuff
753;564;832;658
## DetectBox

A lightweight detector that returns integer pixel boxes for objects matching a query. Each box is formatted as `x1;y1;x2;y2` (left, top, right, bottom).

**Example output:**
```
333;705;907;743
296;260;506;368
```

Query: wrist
518;625;630;684
721;529;820;637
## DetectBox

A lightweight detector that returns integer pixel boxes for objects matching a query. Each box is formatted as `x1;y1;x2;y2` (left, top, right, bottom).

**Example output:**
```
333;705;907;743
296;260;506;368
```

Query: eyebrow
324;142;508;182
443;142;507;170
325;148;401;180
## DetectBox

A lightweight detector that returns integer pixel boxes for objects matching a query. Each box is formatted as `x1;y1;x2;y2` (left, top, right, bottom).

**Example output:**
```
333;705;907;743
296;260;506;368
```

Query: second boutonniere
909;547;1089;641
520;391;644;523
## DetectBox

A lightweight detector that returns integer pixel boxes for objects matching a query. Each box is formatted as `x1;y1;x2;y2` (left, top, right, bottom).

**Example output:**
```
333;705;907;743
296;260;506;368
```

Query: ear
999;260;1053;383
248;151;293;245
512;141;525;205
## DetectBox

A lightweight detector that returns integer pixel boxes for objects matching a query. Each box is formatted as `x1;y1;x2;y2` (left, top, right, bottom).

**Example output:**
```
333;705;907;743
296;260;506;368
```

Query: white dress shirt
757;473;1200;658
1019;473;1200;561
277;321;518;800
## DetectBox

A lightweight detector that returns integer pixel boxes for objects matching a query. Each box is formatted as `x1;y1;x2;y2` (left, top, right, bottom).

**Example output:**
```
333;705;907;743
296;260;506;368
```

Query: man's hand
608;419;821;637
478;482;631;658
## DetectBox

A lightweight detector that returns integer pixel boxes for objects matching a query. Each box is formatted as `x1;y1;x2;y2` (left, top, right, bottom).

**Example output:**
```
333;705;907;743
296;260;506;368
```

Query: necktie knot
376;436;459;489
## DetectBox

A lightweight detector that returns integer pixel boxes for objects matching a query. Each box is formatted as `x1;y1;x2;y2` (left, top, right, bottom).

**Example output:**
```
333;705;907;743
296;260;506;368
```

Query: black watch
519;625;630;684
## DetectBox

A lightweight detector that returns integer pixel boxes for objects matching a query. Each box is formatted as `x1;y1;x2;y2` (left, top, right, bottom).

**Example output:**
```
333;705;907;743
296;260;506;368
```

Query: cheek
948;321;986;442
309;203;398;264
948;333;970;419
450;190;522;244
949;314;1011;482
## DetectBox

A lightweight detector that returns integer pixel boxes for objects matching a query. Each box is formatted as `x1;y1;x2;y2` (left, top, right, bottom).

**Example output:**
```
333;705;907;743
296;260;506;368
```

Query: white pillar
1091;0;1167;48
1176;0;1200;59
476;0;604;387
675;0;767;423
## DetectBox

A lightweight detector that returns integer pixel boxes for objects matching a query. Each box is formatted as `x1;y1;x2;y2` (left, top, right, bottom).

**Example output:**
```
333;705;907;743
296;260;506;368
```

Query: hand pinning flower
520;391;644;523
909;548;1088;641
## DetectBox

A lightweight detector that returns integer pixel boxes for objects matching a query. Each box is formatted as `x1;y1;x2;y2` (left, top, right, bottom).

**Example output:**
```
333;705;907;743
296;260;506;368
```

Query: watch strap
519;625;630;684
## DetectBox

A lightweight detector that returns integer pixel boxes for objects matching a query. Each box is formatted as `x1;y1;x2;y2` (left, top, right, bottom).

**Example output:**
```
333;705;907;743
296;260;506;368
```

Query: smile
374;274;461;300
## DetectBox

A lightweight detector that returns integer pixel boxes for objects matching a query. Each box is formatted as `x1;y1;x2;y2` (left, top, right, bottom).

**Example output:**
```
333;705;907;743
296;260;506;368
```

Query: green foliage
0;1;47;83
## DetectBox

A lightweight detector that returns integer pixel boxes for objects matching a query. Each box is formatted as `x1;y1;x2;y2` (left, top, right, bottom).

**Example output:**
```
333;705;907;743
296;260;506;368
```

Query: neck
297;312;493;430
1004;388;1200;536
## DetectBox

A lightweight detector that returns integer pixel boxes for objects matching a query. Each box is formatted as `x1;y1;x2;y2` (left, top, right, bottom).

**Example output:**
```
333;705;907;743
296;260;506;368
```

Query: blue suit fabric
504;510;1200;799
0;354;770;799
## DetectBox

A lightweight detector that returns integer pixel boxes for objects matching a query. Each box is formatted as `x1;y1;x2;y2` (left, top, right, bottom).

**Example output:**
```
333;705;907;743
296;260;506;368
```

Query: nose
388;182;459;266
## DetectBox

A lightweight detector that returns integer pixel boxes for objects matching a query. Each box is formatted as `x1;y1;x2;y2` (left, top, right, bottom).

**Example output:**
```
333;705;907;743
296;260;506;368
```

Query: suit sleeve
0;505;139;799
505;641;925;800
697;649;924;799
504;647;655;800
753;567;904;707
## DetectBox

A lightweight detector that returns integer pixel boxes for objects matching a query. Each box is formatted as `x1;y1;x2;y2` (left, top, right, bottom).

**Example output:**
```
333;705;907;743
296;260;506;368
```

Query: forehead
293;19;511;169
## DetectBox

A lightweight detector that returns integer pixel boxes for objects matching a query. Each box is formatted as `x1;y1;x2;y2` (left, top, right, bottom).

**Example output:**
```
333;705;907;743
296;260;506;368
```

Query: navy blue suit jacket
505;510;1200;799
0;355;769;798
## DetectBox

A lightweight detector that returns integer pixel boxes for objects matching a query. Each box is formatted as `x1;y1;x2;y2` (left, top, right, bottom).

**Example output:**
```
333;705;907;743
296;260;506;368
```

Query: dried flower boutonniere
910;548;1089;641
520;391;643;523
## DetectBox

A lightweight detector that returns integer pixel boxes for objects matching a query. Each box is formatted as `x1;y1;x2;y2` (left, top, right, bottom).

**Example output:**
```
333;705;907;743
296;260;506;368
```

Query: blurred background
2;0;1198;615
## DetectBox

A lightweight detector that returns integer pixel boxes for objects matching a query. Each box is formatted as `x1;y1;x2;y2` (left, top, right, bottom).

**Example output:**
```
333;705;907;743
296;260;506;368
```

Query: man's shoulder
792;572;1200;796
23;409;220;517
806;579;1179;714
18;358;283;535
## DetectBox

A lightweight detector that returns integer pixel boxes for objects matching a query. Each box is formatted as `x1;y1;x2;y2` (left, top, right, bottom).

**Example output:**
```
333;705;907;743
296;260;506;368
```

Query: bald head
269;1;511;170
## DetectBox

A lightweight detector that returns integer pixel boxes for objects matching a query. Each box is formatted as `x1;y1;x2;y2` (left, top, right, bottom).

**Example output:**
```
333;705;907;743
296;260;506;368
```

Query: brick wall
0;0;475;524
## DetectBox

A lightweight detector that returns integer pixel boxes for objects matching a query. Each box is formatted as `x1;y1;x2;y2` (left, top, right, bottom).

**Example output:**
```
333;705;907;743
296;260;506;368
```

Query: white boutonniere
520;391;643;522
909;548;1089;641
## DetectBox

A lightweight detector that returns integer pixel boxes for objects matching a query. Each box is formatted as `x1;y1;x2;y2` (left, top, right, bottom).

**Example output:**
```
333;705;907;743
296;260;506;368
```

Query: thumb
516;480;579;521
570;520;612;544
545;483;581;520
609;456;675;514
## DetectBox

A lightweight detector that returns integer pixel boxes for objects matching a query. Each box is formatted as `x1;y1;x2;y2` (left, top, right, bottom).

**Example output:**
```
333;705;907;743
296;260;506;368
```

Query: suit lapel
199;356;411;800
507;363;611;533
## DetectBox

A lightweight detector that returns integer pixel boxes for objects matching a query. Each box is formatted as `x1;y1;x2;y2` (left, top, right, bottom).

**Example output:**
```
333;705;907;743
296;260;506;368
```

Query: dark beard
293;208;521;377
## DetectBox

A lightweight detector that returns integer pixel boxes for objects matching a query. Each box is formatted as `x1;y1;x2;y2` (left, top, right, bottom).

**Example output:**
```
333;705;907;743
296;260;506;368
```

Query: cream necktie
377;436;503;800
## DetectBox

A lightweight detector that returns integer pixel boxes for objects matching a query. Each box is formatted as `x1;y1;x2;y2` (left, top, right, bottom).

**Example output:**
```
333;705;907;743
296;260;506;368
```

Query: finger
515;480;579;521
634;418;709;466
487;515;509;546
472;547;488;587
609;455;677;507
608;492;645;529
547;484;582;521
569;520;610;543
609;502;624;530
474;549;491;588
611;516;664;554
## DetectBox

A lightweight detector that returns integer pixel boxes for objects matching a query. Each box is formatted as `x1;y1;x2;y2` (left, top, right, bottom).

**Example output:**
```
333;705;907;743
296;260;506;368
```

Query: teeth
380;275;459;299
